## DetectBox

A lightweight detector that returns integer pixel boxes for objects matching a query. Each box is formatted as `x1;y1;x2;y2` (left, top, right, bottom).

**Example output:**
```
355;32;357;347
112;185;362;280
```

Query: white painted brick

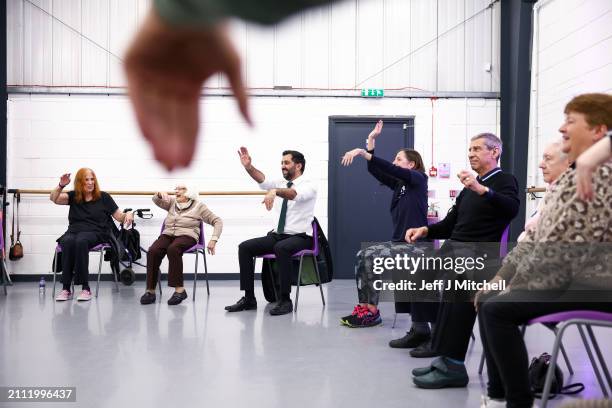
7;95;500;275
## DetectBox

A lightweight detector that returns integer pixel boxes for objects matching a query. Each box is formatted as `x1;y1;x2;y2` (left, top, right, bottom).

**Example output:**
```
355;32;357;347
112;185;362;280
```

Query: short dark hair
282;150;306;173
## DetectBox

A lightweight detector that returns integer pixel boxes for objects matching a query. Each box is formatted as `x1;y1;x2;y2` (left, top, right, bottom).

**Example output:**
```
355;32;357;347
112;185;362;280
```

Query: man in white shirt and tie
226;147;318;315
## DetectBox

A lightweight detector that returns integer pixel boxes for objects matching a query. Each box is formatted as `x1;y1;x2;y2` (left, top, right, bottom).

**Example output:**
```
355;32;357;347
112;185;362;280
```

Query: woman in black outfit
50;168;133;302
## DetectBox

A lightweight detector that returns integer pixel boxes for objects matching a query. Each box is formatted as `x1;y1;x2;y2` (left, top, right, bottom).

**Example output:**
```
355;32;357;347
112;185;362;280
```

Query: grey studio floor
1;280;610;408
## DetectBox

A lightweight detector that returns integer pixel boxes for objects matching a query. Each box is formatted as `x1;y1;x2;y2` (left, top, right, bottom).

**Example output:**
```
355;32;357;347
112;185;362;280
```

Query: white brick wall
6;94;500;276
526;0;612;216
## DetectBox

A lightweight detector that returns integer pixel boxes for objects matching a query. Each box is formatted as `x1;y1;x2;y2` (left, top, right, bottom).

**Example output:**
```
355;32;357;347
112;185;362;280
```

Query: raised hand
341;148;365;166
237;146;252;169
368;120;384;140
156;191;170;201
59;173;71;187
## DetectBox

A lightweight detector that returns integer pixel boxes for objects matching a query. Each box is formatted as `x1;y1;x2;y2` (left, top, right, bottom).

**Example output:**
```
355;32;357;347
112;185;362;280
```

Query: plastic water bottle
39;277;46;294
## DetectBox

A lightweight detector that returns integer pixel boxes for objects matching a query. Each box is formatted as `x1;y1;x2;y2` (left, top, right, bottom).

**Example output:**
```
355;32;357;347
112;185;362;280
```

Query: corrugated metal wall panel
23;1;52;85
409;0;437;92
437;0;466;92
464;0;494;92
245;24;275;89
8;0;500;93
273;15;303;87
355;0;384;89
382;0;411;89
81;0;109;86
108;0;138;87
329;0;357;89
7;0;24;85
51;0;82;86
302;6;330;89
490;1;500;92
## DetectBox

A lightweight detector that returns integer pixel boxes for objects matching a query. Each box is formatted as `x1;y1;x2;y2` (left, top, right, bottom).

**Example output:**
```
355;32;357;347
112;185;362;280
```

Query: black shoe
167;291;188;305
225;296;257;312
389;329;431;349
269;299;293;316
412;357;469;389
410;339;440;358
140;291;156;305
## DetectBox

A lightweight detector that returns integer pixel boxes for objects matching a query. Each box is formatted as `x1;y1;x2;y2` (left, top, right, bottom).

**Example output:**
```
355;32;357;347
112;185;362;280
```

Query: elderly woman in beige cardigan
140;184;223;305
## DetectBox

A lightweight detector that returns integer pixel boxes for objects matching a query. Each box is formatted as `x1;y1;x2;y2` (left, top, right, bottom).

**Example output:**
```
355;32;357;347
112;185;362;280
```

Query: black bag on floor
528;352;584;399
261;217;333;302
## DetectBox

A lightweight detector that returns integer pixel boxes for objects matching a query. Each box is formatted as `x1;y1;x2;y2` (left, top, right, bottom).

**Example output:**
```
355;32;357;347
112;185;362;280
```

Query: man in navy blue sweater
405;133;520;389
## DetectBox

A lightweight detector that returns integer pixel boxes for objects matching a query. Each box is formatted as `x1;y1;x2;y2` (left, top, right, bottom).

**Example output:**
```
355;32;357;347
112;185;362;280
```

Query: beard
283;169;294;181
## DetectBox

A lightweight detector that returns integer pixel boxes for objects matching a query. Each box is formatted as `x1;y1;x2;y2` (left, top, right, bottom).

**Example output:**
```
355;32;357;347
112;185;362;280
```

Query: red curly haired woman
50;168;134;302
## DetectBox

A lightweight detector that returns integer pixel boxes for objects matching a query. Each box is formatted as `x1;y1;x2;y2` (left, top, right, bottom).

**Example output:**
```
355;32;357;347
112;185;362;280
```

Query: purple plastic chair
52;243;115;298
156;220;209;301
499;224;510;258
530;310;612;407
256;221;325;312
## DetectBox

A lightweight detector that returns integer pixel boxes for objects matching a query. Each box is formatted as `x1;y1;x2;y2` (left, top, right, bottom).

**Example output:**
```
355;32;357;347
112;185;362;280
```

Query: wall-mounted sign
438;163;451;178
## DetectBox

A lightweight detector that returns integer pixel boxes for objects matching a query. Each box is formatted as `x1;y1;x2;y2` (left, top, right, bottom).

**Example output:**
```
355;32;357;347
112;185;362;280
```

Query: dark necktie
276;181;294;234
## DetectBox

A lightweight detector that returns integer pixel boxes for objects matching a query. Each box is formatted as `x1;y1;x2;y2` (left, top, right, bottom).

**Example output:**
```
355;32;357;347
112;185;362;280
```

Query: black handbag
9;193;23;260
528;352;584;398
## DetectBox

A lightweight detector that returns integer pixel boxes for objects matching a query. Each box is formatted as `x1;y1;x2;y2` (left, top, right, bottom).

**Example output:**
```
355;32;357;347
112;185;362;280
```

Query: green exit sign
361;88;384;98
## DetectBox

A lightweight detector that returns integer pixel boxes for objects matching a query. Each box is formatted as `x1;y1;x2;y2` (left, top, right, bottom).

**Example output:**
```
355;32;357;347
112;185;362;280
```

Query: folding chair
477;323;574;377
256;220;325;312
52;243;116;298
156;221;210;301
530;311;612;407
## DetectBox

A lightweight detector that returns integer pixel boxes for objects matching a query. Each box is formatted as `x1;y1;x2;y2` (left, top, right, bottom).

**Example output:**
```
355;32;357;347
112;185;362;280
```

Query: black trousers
431;240;500;360
395;302;439;323
479;291;612;408
59;231;105;286
432;301;476;360
238;232;313;297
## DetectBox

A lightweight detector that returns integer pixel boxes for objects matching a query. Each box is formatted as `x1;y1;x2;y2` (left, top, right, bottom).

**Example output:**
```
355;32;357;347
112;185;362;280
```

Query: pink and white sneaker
76;289;92;302
55;290;73;301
